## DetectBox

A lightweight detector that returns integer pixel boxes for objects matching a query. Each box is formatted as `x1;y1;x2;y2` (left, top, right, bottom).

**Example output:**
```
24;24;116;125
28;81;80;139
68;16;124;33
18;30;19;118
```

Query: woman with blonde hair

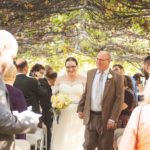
3;63;27;139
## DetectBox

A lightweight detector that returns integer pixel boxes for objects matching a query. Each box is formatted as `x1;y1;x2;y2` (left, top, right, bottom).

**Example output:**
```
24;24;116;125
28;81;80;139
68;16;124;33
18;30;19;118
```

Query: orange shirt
119;105;150;150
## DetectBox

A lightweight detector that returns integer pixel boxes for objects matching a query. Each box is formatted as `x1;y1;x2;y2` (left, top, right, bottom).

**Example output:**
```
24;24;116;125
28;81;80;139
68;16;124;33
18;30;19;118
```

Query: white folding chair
26;128;44;150
15;139;30;150
42;127;47;150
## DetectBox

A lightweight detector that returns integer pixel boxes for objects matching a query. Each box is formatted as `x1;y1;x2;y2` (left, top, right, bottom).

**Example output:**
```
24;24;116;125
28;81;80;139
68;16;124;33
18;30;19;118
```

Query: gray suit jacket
77;68;124;128
0;77;37;150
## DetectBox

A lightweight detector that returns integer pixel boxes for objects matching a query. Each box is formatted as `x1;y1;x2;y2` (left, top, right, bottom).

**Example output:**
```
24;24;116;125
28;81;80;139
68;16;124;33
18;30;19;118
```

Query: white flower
107;73;112;80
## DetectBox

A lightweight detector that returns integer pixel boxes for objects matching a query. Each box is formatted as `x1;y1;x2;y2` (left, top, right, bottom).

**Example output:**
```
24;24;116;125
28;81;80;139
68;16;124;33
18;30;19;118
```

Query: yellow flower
51;93;72;111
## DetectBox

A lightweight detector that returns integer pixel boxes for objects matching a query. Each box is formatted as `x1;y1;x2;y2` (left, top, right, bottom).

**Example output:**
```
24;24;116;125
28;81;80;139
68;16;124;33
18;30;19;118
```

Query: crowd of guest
2;56;148;150
12;60;57;150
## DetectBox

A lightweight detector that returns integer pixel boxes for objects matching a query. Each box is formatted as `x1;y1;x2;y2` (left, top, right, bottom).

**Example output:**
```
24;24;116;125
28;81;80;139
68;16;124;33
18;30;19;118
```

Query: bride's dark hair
65;57;78;66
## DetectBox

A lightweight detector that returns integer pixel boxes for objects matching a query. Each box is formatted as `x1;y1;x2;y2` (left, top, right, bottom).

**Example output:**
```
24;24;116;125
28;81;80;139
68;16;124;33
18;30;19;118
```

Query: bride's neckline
63;75;80;85
66;75;78;81
58;74;84;87
60;82;83;87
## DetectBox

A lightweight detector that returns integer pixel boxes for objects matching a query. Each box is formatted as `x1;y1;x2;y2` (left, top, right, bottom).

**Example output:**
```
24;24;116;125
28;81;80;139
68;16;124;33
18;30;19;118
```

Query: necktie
96;72;104;102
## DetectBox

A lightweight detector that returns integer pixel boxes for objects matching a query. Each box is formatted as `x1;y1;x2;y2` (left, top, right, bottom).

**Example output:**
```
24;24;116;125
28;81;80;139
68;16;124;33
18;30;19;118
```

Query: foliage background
0;0;149;74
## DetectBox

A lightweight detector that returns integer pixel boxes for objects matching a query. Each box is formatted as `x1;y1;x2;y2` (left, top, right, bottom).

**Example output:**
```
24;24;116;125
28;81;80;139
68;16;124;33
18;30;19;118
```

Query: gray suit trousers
84;113;114;150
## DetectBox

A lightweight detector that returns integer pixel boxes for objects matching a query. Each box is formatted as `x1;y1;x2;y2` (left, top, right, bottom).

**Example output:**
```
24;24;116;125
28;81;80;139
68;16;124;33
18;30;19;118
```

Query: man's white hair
0;30;18;52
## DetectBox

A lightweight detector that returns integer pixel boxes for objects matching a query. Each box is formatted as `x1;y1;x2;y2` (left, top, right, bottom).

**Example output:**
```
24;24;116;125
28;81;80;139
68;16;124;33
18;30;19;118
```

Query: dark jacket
6;84;27;139
14;74;40;113
117;88;136;128
6;84;27;112
0;77;37;150
39;78;53;126
38;78;53;150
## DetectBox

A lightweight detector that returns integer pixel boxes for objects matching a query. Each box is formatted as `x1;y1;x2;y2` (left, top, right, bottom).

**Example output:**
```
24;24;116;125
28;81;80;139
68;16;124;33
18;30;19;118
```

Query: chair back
15;139;30;150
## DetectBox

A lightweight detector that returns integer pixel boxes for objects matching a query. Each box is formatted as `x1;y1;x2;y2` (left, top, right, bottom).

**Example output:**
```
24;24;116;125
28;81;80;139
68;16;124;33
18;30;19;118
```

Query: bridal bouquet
51;93;72;124
51;93;72;110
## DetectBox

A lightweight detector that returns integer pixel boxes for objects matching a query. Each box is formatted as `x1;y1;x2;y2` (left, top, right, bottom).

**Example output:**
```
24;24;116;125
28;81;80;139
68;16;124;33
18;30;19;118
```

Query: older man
0;30;38;150
77;50;124;150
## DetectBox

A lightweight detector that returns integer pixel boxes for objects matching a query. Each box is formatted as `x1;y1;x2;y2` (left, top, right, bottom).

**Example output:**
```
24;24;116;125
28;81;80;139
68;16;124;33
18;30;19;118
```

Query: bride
50;57;86;150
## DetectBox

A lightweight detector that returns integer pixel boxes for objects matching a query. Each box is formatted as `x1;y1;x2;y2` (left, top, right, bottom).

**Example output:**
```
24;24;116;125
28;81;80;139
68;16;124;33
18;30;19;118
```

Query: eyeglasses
66;65;77;69
96;58;109;61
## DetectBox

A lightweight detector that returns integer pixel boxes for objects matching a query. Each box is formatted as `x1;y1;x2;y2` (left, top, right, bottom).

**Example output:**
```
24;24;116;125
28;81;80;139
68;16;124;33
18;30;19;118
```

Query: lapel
89;69;97;98
0;77;11;111
102;69;114;100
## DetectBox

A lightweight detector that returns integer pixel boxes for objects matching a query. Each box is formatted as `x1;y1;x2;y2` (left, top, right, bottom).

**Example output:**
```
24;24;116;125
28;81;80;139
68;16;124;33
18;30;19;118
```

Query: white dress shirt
91;68;109;111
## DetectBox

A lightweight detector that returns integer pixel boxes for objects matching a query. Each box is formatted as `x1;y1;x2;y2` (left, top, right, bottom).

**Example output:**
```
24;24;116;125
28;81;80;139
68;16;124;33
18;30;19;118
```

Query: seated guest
118;76;150;150
114;75;136;149
3;63;27;139
118;75;136;127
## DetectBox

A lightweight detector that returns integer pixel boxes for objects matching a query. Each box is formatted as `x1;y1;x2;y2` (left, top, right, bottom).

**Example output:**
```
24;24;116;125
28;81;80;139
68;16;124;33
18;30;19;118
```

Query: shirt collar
16;73;25;75
96;68;110;75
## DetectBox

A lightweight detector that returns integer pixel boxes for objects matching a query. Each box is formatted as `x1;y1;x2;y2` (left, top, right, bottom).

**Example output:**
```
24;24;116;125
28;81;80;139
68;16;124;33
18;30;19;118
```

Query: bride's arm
52;86;59;95
52;77;60;95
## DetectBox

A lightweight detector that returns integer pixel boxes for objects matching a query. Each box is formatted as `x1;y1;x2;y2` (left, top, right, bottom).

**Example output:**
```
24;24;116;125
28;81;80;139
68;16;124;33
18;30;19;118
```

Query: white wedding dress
50;83;85;150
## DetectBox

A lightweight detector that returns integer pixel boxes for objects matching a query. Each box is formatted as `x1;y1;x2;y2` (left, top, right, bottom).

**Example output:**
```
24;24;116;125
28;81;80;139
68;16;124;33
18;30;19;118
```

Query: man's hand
78;112;84;119
107;119;116;129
